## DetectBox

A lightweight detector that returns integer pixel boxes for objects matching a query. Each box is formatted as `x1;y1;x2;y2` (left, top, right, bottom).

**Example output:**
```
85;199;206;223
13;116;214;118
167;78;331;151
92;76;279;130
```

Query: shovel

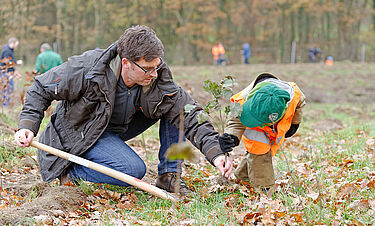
31;140;179;203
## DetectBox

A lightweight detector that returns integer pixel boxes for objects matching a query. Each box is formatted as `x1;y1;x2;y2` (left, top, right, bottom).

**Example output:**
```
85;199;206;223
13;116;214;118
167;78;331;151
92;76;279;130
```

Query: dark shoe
156;172;192;196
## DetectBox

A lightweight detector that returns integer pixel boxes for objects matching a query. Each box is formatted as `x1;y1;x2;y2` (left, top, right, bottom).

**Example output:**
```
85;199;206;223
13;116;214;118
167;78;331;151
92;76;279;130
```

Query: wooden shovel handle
31;140;179;202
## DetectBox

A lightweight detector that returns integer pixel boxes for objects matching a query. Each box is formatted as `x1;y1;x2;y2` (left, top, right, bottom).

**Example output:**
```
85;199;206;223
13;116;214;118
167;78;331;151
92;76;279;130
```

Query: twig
175;111;185;195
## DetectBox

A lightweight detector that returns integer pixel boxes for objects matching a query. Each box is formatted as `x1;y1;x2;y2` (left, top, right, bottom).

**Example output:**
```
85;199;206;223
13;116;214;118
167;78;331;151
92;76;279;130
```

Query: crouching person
14;25;233;196
219;73;306;189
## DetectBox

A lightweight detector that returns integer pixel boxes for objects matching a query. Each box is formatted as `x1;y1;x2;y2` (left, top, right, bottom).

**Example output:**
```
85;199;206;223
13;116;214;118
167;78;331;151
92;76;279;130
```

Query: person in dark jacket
35;43;63;74
1;37;20;105
14;25;233;195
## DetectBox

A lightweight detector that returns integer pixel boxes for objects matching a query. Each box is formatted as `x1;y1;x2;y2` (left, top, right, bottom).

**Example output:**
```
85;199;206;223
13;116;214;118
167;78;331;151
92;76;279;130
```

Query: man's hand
213;154;233;179
14;129;34;147
218;133;240;153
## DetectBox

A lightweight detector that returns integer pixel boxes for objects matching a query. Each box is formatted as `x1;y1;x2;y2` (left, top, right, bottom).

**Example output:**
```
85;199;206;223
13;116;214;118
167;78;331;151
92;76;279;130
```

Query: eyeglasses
129;58;165;75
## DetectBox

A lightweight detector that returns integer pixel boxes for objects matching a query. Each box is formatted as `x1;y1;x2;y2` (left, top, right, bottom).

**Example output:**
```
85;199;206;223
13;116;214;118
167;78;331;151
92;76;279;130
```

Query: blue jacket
0;44;16;72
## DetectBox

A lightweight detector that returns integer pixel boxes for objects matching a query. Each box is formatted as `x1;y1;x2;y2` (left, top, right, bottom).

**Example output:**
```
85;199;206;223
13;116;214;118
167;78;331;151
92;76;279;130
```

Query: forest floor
0;62;375;225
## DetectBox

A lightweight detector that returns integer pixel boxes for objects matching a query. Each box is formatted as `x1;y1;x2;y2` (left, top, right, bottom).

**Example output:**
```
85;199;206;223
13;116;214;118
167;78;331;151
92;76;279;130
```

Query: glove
218;133;240;153
285;124;299;138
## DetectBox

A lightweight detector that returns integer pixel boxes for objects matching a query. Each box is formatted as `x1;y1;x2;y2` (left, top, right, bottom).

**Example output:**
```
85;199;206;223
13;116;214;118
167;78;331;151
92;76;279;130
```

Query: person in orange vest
212;44;220;65
212;43;227;65
325;56;333;66
218;72;306;189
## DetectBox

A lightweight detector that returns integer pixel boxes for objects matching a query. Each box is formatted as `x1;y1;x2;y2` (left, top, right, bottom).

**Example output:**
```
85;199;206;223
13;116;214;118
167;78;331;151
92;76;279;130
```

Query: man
35;43;63;74
14;25;232;195
220;72;306;189
1;37;21;105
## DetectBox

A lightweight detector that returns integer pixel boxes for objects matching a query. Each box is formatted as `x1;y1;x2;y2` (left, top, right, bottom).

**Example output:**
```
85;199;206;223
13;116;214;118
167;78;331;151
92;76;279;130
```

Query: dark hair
117;25;164;62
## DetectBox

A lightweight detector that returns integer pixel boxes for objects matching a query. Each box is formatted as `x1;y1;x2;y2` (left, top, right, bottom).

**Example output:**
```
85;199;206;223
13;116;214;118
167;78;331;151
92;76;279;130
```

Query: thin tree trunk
73;13;80;54
56;0;63;55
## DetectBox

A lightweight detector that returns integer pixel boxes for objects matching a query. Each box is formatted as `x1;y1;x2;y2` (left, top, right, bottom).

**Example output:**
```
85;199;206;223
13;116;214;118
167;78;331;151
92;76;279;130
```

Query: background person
212;43;227;65
14;25;233;196
325;56;334;66
308;47;322;63
0;37;21;105
35;43;63;74
242;43;251;64
219;72;306;190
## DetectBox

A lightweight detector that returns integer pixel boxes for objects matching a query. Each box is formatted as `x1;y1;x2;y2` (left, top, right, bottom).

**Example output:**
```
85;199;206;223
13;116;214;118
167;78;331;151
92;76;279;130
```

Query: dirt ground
1;62;374;223
0;183;88;225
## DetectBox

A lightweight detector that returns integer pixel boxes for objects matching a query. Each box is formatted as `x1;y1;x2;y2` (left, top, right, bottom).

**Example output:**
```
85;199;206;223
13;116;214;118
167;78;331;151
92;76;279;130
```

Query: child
220;72;306;189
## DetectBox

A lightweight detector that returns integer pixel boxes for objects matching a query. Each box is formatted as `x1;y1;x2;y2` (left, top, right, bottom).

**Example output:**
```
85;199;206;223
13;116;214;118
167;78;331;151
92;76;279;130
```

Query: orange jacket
212;44;225;60
230;81;302;156
325;59;333;66
212;46;220;60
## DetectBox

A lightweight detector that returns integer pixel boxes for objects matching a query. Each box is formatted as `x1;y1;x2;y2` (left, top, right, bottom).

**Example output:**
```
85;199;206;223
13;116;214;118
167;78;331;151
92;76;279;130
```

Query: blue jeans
0;72;13;106
69;112;185;186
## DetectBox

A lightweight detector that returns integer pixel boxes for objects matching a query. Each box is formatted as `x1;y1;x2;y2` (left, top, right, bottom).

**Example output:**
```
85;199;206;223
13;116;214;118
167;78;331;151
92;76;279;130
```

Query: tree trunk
56;0;63;55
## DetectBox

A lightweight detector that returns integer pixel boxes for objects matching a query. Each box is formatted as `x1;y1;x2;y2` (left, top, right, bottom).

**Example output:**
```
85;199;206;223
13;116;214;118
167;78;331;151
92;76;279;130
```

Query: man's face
10;41;19;50
121;57;162;87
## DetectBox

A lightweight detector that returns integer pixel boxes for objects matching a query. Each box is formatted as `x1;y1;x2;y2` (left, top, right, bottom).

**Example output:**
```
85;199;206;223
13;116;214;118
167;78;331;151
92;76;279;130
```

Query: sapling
166;76;243;189
185;76;242;134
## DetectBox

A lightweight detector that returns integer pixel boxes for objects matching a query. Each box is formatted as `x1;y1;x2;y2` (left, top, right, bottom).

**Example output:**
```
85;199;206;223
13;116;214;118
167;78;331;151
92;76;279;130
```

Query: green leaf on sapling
196;111;209;124
184;104;196;113
203;80;221;99
221;76;234;88
230;102;243;117
224;105;231;115
222;88;233;99
205;100;219;110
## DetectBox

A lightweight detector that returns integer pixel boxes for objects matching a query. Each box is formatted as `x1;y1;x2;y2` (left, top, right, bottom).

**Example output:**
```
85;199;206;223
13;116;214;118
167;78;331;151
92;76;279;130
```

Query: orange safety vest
325;59;333;66
212;46;219;60
217;44;225;55
231;80;302;156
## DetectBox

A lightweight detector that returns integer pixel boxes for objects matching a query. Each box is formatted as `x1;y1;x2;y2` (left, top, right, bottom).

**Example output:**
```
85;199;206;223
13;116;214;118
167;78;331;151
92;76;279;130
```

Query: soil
0;182;88;225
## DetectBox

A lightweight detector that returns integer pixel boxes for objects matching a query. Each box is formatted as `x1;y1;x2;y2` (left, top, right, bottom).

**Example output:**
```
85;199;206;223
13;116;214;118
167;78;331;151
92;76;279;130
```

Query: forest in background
0;0;374;65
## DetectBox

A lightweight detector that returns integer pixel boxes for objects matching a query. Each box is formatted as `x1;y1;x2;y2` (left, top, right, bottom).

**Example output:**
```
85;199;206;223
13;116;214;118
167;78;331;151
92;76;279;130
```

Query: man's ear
121;58;130;69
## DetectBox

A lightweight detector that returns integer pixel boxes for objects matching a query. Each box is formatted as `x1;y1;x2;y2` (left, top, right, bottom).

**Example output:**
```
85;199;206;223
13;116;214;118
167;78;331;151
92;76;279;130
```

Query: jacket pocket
66;96;98;130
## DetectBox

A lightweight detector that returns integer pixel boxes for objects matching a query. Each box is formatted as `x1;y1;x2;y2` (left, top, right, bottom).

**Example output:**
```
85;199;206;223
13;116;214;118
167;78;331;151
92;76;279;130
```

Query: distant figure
36;43;63;74
0;37;20;105
325;56;333;66
212;43;227;65
242;43;251;64
308;47;322;63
